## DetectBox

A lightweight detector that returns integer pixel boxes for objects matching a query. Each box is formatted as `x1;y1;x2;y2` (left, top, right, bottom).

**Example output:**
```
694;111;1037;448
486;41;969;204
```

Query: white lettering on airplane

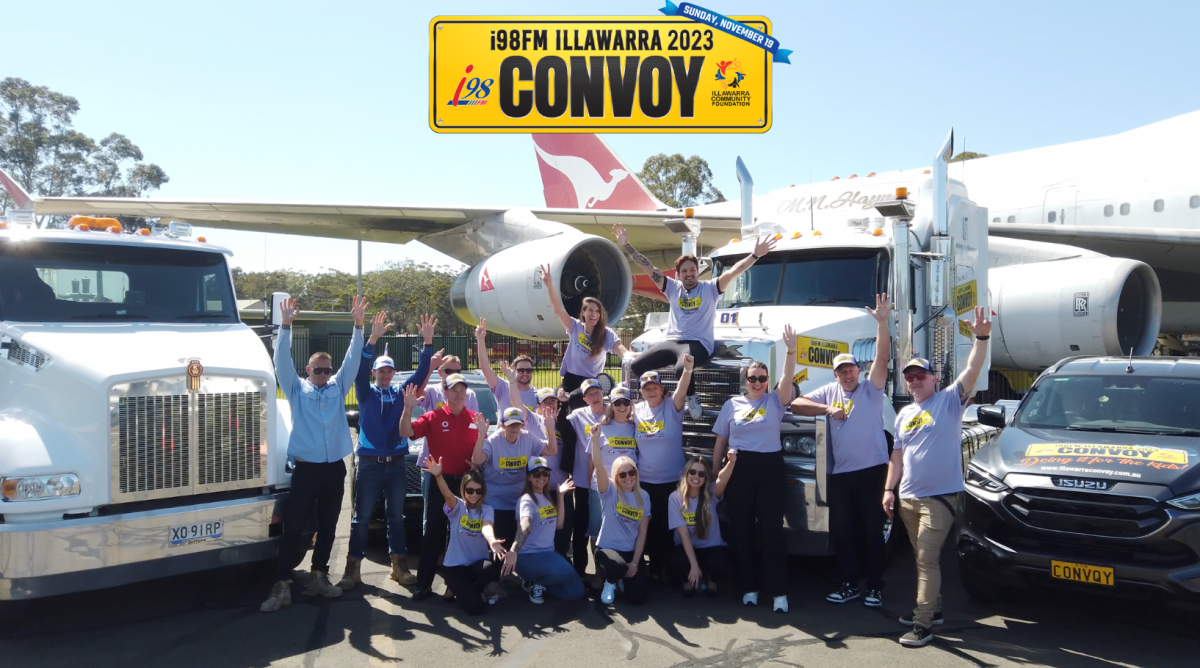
534;143;629;208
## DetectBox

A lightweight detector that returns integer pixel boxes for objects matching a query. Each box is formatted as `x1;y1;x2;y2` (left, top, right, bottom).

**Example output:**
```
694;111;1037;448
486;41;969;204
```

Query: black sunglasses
530;469;551;478
687;468;707;477
310;367;333;376
747;375;769;383
443;368;461;374
464;487;483;495
613;399;631;407
617;470;637;480
515;367;534;373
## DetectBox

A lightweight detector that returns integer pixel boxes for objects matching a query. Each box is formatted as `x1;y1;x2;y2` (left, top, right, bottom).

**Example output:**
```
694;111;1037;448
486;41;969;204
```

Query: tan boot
337;556;361;590
260;580;292;612
304;568;343;598
390;554;418;586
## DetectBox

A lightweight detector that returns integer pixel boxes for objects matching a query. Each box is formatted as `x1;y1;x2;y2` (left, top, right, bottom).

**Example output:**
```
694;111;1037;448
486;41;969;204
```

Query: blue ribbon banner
659;1;792;64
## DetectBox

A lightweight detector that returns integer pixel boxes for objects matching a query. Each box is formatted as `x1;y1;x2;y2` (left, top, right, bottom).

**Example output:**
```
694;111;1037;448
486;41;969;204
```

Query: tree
950;151;988;163
637;153;725;208
0;77;168;229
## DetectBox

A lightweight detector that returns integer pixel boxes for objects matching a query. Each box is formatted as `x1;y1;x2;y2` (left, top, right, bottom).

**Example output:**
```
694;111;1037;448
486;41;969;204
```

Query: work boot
260;580;292;612
390;554;418;586
337;556;361;590
304;568;343;598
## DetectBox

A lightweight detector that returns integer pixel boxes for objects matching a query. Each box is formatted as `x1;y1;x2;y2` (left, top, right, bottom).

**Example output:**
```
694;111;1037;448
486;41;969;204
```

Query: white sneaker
528;583;546;604
601;582;616;605
686;395;703;420
743;591;759;606
773;595;789;613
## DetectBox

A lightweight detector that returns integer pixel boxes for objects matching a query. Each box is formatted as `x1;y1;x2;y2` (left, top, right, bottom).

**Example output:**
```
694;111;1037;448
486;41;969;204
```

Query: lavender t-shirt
530;417;569;489
668;488;725;548
807;380;889;474
567;407;605;489
597;484;651;552
443;499;495;568
712;392;785;453
561;319;618;378
494;378;539;423
590;421;638;486
894;385;968;500
518;492;558;554
664;277;721;353
482;429;548;510
633;400;686;484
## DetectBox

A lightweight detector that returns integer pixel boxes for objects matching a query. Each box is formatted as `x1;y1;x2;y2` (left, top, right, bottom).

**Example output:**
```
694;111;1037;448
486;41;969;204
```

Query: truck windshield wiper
1152;429;1200;437
1065;425;1117;432
1067;425;1173;435
173;313;232;320
804;298;839;305
70;313;150;320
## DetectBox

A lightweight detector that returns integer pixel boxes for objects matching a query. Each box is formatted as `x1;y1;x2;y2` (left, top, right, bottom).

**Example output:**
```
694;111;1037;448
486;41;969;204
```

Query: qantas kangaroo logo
533;143;629;208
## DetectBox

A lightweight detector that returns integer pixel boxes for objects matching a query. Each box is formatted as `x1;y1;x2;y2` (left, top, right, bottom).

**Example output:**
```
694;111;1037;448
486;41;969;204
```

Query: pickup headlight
781;435;817;456
1168;491;1200;511
965;465;1009;493
1;474;81;501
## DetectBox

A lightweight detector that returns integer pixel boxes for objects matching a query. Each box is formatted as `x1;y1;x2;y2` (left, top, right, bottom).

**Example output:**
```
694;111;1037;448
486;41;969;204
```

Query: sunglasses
617;470;637;480
464;487;483;495
310;367;333;376
515;367;534;374
904;371;930;382
443;368;461;374
747;375;769;383
530;469;551;478
687;468;707;477
613;399;631;407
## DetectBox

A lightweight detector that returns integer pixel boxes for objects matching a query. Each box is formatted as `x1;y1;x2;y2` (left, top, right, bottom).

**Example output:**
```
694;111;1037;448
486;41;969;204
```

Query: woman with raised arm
502;458;584;603
591;442;652;606
541;263;630;398
669;454;735;597
632;357;693;582
422;458;506;614
711;324;797;613
587;386;638;543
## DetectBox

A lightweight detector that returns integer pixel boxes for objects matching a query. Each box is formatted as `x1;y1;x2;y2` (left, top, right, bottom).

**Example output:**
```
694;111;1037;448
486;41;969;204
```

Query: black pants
492;509;518;546
276;460;346;581
440;559;501;615
571;487;592;576
726;450;787;597
555;487;575;560
642;481;677;579
556;374;585;477
670;544;733;583
629;340;712;396
418;473;463;589
828;463;889;590
594;548;649;604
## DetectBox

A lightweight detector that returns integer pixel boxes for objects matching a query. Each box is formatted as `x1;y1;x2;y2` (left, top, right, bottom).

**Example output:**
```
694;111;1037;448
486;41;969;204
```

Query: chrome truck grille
110;377;269;502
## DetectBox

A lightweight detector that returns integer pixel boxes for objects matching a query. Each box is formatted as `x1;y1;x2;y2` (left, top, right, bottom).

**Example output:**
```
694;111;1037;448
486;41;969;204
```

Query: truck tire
959;556;1004;603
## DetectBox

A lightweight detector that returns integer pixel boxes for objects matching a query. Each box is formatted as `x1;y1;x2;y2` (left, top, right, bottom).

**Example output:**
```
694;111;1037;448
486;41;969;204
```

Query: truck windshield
714;249;888;308
1015;375;1200;434
0;240;239;324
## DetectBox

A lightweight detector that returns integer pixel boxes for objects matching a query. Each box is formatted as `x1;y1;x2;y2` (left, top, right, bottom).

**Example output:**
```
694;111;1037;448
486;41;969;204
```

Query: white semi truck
0;214;295;616
629;134;1000;555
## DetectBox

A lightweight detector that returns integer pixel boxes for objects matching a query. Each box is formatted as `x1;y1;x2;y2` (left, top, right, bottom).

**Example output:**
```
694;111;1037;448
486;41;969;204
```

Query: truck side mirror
978;405;1006;429
269;292;291;327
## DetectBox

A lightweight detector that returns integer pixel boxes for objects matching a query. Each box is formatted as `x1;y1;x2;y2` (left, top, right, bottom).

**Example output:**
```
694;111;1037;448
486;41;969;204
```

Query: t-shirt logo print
682;511;696;526
736;406;767;424
616;502;644;522
576;332;593;351
499;456;528;470
637;421;663;435
608;436;637;450
678;296;702;311
901;411;933;435
459;514;483;534
833;400;854;416
537;505;558;522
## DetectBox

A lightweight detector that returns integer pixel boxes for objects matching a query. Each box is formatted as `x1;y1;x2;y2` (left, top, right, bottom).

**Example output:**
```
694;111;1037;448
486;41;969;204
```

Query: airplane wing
988;223;1200;275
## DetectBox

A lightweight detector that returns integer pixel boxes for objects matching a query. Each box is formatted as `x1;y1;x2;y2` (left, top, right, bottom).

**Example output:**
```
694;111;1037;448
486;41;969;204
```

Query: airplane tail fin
0;167;34;209
532;134;665;211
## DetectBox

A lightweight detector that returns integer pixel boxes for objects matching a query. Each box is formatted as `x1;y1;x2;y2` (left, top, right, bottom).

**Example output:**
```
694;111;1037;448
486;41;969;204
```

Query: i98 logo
447;65;494;106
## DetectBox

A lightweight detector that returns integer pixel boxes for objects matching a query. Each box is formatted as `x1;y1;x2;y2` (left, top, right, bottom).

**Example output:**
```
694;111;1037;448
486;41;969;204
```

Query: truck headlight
1168;491;1200;511
798;436;816;456
1;474;81;501
782;435;798;453
965;465;1009;493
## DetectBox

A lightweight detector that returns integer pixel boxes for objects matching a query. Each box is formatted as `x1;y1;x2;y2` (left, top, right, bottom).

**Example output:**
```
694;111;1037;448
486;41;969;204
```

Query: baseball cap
903;358;932;373
609;385;631;402
527;456;550;471
502;407;525;425
832;353;857;370
536;387;556;403
580;378;602;395
639;370;661;386
443;373;468;388
372;355;396;371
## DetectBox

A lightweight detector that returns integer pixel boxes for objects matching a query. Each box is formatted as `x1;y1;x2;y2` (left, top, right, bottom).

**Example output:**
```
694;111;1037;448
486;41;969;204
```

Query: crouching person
424;458;507;614
591;438;652;606
502;458;584;604
670;454;735;598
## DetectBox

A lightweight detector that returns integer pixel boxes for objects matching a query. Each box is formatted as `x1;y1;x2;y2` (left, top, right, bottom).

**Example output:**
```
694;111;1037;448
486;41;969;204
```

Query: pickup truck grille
1003;488;1167;538
117;395;191;494
635;366;744;455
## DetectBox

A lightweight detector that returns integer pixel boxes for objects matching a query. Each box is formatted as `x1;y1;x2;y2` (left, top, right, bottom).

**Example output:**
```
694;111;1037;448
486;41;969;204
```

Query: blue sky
6;0;1200;273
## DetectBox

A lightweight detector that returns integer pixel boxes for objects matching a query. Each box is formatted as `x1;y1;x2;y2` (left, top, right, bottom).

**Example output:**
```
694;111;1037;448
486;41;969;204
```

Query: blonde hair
440;355;461;368
610;456;644;510
676;456;713;540
603;402;633;424
308;352;332;366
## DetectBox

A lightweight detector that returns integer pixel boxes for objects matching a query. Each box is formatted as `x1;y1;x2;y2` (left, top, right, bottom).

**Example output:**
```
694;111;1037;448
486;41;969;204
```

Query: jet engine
989;257;1161;369
450;233;631;340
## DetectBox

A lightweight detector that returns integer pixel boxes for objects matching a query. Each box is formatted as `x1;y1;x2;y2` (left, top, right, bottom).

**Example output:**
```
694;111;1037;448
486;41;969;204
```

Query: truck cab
0;217;292;604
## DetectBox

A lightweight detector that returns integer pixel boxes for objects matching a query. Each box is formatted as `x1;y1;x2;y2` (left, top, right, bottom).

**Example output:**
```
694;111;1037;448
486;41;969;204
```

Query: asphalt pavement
3;465;1200;668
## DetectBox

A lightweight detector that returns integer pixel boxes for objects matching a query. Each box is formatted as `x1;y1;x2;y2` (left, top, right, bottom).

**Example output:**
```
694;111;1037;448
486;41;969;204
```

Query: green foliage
637;153;725;208
950;151;988;163
0;77;168;229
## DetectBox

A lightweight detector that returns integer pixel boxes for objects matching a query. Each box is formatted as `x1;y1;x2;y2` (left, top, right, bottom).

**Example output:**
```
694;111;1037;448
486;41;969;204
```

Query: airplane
2;109;1198;356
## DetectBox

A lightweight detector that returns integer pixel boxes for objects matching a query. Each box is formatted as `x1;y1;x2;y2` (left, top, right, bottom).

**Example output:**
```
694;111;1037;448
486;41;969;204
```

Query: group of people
261;224;994;650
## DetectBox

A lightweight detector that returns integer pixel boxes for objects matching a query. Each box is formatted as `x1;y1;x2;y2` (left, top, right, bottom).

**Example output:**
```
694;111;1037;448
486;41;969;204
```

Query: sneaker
899;611;944;626
390;554;418;586
825;583;860;604
304;569;343;598
484;581;507;604
522;579;536;594
864;589;883;607
259;580;292;613
443;586;456;602
773;595;789;613
682;584;697;598
742;591;759;606
529;583;547;605
411;587;434;601
702;577;718;598
600;582;616;605
686;395;703;420
899;624;934;647
337;556;361;591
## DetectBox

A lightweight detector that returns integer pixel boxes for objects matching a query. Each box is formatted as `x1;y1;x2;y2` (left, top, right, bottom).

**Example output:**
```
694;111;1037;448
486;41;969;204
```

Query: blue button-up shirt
274;326;364;463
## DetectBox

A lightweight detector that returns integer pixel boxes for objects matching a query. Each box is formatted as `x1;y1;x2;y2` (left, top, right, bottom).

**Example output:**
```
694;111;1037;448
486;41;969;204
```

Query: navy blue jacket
354;341;433;455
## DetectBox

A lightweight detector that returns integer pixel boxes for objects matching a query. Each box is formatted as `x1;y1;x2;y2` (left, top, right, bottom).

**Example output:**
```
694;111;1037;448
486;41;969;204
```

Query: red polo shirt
411;406;481;475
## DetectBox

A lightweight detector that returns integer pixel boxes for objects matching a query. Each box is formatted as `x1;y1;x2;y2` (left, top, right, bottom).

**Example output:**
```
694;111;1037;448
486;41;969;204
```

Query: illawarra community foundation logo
715;59;746;89
447;64;494;106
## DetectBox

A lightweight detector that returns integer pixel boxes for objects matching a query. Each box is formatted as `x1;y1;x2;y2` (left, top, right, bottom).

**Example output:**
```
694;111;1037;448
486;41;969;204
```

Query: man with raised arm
476;318;538;421
614;223;778;419
261;295;368;613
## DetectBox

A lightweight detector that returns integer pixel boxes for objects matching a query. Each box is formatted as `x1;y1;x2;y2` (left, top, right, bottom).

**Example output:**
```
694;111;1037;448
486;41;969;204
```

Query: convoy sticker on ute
795;336;848;369
1019;443;1193;479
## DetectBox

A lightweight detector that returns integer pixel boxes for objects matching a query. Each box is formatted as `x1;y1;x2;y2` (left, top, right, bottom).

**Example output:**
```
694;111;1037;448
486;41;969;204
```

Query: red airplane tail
531;134;664;211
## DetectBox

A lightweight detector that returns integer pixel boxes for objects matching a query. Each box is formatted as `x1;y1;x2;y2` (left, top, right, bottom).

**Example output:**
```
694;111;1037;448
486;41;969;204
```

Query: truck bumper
0;492;287;601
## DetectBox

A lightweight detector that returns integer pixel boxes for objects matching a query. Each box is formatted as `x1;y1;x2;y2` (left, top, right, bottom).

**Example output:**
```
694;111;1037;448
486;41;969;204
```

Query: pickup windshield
1015;375;1200;434
0;240;239;324
714;249;888;308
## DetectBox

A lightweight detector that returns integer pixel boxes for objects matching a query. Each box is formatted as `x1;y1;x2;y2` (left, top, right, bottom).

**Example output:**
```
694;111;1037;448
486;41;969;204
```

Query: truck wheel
0;599;32;625
959;557;1004;603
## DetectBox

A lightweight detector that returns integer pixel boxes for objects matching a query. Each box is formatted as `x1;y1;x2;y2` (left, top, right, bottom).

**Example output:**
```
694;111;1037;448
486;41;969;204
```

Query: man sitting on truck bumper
261;295;367;613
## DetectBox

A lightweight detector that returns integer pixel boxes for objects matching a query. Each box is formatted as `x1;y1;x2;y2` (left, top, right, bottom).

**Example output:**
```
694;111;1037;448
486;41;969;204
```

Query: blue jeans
515;550;585;601
349;456;407;558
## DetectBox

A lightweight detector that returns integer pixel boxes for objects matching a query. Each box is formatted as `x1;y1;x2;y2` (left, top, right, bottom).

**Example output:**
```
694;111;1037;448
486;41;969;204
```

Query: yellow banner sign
1025;443;1189;465
954;280;978;316
795;336;849;369
429;16;772;133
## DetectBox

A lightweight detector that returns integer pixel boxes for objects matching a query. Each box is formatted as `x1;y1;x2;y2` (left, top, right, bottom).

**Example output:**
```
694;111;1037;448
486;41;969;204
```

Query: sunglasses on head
613;399;631;407
310;367;333;376
464;487;483;495
515;367;534;374
747;375;769;383
530;469;550;478
687;468;707;477
617;470;637;480
904;371;930;383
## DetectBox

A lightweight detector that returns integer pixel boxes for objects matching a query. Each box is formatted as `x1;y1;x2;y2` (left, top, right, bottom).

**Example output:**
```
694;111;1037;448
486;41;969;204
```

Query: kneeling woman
423;459;506;614
591;437;652;605
670;454;736;597
502;457;584;603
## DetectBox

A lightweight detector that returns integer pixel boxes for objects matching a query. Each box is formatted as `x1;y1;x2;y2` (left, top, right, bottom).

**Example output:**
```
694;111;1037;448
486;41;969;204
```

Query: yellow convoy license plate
1050;560;1114;586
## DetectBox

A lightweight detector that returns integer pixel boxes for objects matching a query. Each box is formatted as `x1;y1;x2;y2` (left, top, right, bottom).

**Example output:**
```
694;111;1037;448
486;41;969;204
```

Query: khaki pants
898;496;956;629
